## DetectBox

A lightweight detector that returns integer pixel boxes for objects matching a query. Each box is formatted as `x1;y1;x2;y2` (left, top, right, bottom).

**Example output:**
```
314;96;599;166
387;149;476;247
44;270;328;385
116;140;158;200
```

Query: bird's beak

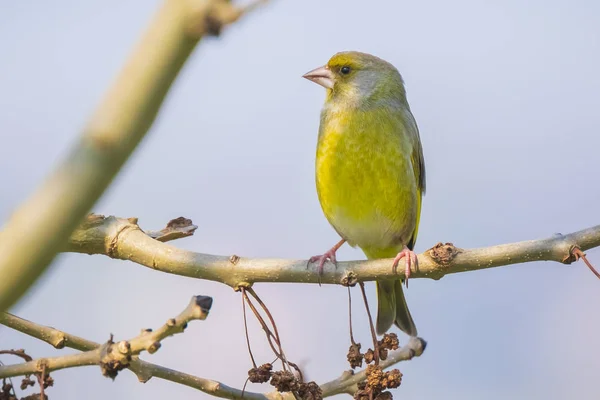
302;65;334;89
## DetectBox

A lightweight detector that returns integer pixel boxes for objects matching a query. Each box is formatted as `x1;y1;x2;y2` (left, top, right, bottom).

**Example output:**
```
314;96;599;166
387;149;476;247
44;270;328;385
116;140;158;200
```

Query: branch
0;313;99;353
0;348;101;379
0;296;212;380
0;311;278;400
65;215;600;287
1;308;422;399
0;0;266;312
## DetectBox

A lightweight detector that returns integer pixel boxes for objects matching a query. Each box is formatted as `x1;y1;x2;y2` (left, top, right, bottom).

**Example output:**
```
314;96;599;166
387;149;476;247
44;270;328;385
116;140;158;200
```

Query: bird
303;51;426;336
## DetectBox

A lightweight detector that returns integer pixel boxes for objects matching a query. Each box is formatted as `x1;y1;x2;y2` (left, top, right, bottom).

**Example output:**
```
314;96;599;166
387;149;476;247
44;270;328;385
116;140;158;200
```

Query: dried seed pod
270;371;300;392
378;347;389;361
43;374;55;389
380;333;399;351
364;348;375;364
365;365;385;392
298;381;323;400
375;391;393;400
248;363;273;383
20;377;35;390
384;369;402;389
353;381;370;400
353;389;370;400
20;394;45;400
347;343;364;368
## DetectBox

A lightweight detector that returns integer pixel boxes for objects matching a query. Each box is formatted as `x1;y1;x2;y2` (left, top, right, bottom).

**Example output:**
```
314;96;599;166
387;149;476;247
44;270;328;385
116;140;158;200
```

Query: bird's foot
308;250;337;276
307;239;346;285
391;246;418;288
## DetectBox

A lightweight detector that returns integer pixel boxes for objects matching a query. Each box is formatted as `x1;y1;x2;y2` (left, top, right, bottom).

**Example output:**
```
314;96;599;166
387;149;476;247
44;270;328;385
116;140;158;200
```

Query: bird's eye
341;66;351;75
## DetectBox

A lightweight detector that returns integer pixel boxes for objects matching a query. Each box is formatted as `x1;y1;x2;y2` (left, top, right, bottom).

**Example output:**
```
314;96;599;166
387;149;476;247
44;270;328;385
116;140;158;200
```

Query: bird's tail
365;247;418;336
375;280;417;336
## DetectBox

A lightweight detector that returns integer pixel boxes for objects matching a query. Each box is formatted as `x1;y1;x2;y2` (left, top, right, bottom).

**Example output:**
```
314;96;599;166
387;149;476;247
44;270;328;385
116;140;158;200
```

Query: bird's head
303;51;406;107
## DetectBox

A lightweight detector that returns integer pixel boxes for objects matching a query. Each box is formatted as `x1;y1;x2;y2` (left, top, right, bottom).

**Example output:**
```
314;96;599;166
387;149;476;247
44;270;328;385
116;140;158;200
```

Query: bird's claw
391;247;418;288
307;239;346;286
307;250;338;286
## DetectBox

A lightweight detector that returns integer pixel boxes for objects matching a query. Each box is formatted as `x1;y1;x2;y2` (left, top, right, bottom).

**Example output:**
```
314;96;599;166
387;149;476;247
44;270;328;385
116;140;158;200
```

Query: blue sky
1;0;600;399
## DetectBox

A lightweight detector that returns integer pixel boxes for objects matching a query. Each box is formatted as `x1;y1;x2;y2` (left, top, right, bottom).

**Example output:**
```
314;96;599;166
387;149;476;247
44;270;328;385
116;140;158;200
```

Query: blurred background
1;0;600;399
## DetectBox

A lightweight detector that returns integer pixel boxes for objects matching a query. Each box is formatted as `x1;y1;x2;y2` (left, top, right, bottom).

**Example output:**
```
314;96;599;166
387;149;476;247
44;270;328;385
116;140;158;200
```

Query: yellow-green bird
303;51;425;336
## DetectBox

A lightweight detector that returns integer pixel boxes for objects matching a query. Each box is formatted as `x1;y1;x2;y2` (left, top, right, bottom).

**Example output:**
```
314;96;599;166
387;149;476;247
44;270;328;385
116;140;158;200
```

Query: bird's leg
307;239;346;281
391;246;418;288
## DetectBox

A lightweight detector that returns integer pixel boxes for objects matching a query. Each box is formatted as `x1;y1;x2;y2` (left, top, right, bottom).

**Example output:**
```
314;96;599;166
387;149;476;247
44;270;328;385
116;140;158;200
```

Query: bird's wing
404;109;426;250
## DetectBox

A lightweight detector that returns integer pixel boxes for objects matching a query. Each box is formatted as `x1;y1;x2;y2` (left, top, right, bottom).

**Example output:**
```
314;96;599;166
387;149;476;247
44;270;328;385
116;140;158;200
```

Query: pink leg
308;239;346;283
391;246;419;288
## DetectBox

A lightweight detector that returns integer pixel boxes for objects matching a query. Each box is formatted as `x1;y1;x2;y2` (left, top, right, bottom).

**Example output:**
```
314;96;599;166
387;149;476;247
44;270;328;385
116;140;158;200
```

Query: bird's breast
315;107;417;251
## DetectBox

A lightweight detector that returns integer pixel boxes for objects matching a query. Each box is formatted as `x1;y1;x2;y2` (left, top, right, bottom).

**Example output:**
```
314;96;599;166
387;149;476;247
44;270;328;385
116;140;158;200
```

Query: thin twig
573;247;600;279
38;363;46;400
287;361;304;384
241;288;257;369
246;288;290;370
358;282;379;365
241;377;251;399
0;350;32;362
241;289;284;363
348;287;356;345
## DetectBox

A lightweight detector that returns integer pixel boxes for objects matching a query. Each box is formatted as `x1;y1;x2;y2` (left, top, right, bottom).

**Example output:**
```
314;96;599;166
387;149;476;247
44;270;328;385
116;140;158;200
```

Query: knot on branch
203;9;228;36
99;338;130;380
233;282;252;292
52;336;66;350
107;220;139;258
342;271;358;287
567;246;600;280
99;357;128;380
562;244;581;264
82;213;107;228
186;0;267;39
428;242;462;267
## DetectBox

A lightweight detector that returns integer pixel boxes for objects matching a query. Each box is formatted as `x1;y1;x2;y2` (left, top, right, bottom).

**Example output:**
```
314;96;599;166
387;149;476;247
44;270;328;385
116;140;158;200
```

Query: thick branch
0;0;265;312
0;296;212;380
65;215;600;288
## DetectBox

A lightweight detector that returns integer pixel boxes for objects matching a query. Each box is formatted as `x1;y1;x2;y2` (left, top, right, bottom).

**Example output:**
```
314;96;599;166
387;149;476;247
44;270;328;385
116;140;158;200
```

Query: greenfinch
303;51;426;336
